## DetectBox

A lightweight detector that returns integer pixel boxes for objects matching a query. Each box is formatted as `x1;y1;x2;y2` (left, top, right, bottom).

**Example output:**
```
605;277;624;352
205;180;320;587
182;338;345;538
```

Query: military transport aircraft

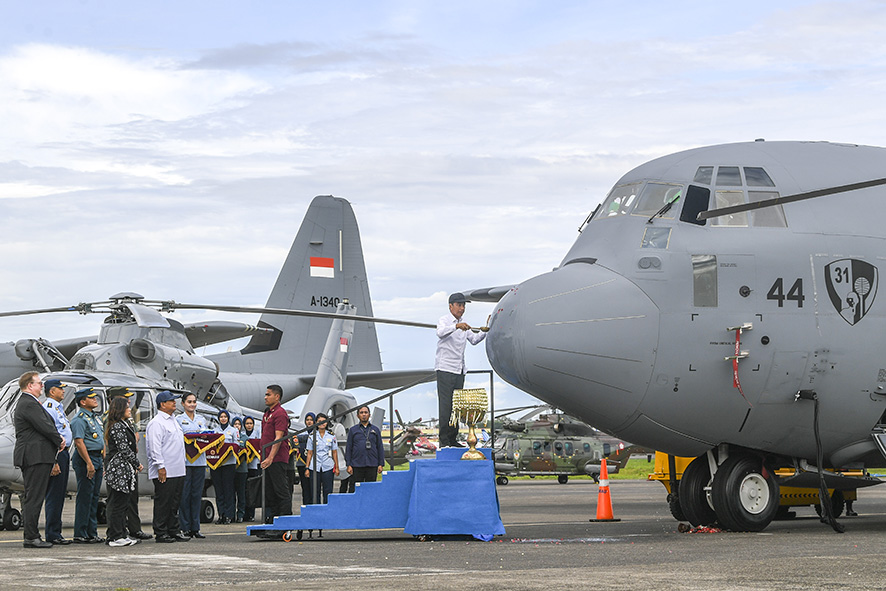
0;195;432;529
470;140;886;532
492;406;635;485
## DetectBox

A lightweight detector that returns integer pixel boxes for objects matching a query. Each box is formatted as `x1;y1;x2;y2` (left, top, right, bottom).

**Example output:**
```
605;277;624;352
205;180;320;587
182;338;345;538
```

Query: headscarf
217;409;231;426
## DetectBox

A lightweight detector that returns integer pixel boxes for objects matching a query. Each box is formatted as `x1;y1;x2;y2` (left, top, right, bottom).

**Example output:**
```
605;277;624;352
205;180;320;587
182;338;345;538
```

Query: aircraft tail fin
210;195;382;376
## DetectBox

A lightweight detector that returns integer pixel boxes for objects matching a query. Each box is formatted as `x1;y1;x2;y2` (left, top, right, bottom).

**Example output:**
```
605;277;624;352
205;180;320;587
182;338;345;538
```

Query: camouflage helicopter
383;410;436;467
492;406;638;485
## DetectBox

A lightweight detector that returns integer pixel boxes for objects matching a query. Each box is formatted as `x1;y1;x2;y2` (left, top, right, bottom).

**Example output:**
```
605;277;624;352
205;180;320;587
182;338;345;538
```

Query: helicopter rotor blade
165;302;436;329
0;303;96;318
697;177;886;222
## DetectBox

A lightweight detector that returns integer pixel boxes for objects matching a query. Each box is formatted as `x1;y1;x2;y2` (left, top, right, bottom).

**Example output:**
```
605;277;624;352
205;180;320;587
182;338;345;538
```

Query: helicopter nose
486;261;659;433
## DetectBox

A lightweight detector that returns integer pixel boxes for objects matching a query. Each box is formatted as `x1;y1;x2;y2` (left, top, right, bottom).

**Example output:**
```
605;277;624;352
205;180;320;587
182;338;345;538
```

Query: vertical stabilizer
210;195;382;376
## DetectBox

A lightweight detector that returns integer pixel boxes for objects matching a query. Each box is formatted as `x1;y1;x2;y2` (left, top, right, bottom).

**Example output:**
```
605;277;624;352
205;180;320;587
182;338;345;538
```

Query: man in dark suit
14;371;64;548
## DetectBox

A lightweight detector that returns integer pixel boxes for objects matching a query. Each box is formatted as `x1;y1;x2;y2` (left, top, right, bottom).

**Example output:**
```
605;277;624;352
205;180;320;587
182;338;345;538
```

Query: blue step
247;450;504;537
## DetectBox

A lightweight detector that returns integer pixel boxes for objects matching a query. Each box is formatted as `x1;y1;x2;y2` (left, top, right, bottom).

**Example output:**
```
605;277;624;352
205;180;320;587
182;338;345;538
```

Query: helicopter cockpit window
596;183;642;219
716;166;742;186
693;166;713;185
603;443;611;456
744;167;775;187
632;182;683;218
692;255;718;307
564;442;574;455
554;441;564;456
532;441;543;456
131;390;153;431
0;383;20;418
583;442;591;453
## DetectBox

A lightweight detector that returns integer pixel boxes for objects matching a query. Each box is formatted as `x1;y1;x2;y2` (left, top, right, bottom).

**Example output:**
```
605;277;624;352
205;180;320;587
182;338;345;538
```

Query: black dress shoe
49;537;72;545
72;537;91;543
215;518;224;524
174;532;191;541
155;535;176;543
190;531;206;539
23;538;53;548
130;530;153;540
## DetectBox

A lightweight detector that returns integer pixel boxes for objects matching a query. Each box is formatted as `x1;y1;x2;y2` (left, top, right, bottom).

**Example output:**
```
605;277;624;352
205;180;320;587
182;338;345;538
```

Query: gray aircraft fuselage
487;140;886;469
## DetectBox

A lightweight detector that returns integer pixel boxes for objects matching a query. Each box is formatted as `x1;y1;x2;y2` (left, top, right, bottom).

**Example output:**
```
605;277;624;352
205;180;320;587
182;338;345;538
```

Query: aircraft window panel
744;167;776;187
597;183;643;219
716;166;742;186
583;443;591;453
532;441;542;455
680;185;710;225
603;443;611;456
711;190;748;227
543;441;551;453
693;166;713;185
748;191;787;227
692;254;718;307
641;227;671;249
632;182;683;217
564;442;574;455
132;390;154;431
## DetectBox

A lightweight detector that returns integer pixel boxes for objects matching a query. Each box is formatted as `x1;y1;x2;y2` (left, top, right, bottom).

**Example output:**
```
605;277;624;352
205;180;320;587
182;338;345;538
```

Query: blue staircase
248;451;505;537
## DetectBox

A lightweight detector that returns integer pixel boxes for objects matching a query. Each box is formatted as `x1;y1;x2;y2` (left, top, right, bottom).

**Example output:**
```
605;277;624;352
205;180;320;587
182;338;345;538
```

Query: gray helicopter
0;195;432;529
468;140;886;532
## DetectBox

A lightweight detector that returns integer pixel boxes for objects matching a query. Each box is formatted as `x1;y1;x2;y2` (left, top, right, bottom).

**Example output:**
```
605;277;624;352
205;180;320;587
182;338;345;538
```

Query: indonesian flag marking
340;337;349;353
310;256;335;278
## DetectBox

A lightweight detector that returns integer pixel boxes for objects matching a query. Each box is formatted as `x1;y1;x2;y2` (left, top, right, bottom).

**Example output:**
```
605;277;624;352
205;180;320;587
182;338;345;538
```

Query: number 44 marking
767;278;805;308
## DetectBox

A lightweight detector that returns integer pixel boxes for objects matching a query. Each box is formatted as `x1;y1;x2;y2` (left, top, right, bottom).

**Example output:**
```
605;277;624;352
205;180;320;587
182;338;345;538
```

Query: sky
3;0;886;421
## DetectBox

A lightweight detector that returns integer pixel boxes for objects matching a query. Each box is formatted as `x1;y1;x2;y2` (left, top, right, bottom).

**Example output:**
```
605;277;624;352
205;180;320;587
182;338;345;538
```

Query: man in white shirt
435;293;486;448
145;390;188;543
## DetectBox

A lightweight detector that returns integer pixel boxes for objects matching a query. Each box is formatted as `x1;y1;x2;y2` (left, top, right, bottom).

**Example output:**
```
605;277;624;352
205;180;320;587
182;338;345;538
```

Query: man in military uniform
106;386;152;540
42;379;73;545
71;388;105;543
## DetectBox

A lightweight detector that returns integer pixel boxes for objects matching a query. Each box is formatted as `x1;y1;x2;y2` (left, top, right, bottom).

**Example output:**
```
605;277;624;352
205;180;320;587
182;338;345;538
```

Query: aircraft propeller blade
165;302;436;329
697;177;886;221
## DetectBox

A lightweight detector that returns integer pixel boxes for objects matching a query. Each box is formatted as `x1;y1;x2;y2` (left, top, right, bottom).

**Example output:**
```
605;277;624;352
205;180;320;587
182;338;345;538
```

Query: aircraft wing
184;321;274;348
344;369;436;391
459;285;516;303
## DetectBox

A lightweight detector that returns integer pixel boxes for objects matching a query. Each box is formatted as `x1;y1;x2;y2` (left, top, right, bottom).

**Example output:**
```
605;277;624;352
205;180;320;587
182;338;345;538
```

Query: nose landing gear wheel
711;454;779;532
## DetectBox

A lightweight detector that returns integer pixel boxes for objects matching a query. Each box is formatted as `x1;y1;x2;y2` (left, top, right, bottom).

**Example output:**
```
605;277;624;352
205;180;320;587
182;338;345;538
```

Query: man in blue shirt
42;379;72;545
71;388;105;543
344;405;385;493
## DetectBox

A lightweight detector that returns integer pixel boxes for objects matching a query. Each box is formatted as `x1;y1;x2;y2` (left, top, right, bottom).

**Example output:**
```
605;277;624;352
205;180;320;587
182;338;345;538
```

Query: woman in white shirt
304;413;339;504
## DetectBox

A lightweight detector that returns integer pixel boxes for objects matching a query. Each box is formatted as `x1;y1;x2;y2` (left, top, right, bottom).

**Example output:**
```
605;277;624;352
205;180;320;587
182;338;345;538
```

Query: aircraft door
714;255;757;312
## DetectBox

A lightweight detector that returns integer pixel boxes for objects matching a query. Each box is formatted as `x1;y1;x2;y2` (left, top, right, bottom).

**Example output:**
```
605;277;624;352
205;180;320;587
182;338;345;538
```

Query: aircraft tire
678;455;717;527
667;493;686;522
711;454;779;532
813;489;845;518
557;475;569;484
2;508;21;531
496;476;509;485
201;499;216;524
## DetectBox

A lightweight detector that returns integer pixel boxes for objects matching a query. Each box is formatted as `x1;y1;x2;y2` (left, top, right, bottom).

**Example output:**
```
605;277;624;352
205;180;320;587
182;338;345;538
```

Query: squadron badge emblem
825;259;878;325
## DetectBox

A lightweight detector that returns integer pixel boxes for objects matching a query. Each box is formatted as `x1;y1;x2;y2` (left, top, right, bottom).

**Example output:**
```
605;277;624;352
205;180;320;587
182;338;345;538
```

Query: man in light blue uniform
71;387;104;543
42;379;72;545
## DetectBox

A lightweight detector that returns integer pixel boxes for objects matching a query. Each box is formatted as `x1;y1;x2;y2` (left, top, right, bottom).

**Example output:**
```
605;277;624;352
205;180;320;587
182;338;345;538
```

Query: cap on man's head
74;387;97;401
448;292;467;305
155;390;181;405
107;386;133;399
44;379;63;392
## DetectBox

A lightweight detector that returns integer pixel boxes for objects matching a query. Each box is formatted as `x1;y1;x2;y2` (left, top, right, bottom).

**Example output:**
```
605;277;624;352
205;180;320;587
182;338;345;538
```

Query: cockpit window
744;167;775;187
716;166;742;186
596;183;642;218
632;183;683;218
711;191;748;227
748;191;787;227
693;166;713;185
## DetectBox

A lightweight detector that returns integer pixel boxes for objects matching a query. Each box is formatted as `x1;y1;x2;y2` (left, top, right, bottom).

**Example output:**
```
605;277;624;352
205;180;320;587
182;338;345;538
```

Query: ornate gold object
451;387;488;460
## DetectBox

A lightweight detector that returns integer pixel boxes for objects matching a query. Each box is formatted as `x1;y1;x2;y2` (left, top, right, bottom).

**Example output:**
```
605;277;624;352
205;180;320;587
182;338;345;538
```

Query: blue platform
247;448;505;538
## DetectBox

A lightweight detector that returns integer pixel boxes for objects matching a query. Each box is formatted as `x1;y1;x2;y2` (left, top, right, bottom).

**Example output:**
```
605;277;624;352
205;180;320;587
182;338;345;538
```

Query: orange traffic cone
589;458;620;522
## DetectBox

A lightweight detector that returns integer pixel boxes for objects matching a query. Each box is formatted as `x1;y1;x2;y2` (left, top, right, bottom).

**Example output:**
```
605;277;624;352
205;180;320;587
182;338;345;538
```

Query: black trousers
126;481;142;535
106;487;129;542
347;465;379;493
437;370;465;447
263;462;292;522
21;462;53;541
151;476;184;538
44;449;69;541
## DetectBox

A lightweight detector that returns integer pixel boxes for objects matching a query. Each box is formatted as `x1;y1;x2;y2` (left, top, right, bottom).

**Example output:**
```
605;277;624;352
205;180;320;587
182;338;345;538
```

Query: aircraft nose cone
487;262;659;433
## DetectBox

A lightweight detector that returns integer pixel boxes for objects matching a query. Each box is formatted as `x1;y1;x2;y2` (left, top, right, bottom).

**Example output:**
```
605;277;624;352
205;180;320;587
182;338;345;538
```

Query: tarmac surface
2;476;886;590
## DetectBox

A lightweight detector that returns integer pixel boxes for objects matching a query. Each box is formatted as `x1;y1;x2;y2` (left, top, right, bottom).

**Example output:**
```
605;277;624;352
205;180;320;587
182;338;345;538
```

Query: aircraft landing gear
678;455;717;527
496;476;509;485
557;475;569;484
201;499;216;524
0;493;22;531
711;454;779;532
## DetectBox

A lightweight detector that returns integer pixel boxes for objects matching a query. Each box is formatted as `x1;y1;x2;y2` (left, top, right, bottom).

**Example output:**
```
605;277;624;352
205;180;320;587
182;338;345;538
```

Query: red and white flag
310;256;334;278
340;337;348;353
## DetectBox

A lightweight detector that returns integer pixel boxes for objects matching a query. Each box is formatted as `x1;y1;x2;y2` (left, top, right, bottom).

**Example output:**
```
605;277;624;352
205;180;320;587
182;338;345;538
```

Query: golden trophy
450;388;488;460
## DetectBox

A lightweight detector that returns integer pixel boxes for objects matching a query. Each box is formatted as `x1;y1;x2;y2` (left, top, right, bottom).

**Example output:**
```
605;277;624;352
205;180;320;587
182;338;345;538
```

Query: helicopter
470;140;886;532
491;405;636;485
0;195;432;529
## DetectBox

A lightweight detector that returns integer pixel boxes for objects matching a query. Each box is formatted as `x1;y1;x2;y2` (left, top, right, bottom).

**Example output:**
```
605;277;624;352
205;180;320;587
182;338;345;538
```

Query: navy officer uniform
71;387;105;543
42;379;73;545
